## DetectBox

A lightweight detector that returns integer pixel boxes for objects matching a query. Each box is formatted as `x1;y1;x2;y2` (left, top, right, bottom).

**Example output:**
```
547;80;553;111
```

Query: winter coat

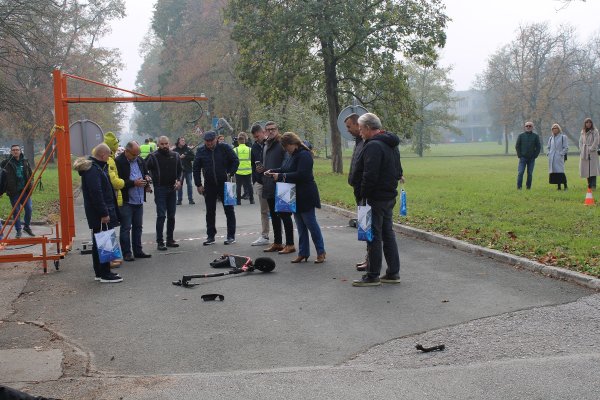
193;143;239;187
173;145;195;172
273;147;321;213
0;155;33;197
547;133;568;174
353;132;402;202
250;140;265;184
73;156;120;230
516;131;542;159
146;150;183;187
261;136;287;199
348;136;365;187
104;132;124;206
579;128;600;178
115;153;148;204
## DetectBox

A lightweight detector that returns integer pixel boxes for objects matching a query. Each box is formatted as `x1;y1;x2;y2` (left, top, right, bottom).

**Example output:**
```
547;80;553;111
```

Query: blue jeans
517;157;536;189
367;198;400;278
9;192;32;231
293;209;325;257
177;171;194;202
204;183;236;239
154;186;177;243
119;203;144;256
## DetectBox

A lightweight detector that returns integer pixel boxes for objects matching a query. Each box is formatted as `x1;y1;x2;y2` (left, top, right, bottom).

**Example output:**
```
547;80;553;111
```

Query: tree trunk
323;53;342;173
25;137;35;165
504;124;509;154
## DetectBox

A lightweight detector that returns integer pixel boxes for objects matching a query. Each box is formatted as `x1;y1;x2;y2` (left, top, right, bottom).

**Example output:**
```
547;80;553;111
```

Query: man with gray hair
351;113;403;287
145;136;183;251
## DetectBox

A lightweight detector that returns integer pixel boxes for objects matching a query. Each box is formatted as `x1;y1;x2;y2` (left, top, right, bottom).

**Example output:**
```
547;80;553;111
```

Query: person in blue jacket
266;132;326;263
193;130;240;245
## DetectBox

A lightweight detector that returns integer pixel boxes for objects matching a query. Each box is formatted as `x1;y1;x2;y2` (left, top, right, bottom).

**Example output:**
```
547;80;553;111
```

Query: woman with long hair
547;123;568;190
579;118;600;189
266;132;326;263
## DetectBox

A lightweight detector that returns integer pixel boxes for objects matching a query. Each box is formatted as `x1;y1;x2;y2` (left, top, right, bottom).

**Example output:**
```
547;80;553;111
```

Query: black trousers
267;197;294;245
235;174;253;202
91;228;111;278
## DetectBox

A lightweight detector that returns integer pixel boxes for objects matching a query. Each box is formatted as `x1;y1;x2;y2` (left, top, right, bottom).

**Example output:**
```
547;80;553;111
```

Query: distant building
443;89;495;142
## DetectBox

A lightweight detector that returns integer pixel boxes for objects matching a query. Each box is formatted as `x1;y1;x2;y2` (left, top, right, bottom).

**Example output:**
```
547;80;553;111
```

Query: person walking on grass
1;145;35;239
547;123;569;191
515;121;542;190
579;118;600;190
351;113;403;287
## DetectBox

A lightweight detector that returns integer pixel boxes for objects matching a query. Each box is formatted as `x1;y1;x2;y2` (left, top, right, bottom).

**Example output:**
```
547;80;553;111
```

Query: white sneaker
251;236;270;246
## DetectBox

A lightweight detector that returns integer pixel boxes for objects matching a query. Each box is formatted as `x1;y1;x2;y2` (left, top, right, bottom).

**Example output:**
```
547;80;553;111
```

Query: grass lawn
315;143;600;278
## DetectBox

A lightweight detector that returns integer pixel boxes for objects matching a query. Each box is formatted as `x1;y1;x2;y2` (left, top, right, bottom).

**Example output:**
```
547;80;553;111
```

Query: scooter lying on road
172;254;276;288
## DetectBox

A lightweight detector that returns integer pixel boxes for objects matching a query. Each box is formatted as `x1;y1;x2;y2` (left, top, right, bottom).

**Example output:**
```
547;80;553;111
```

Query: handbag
94;224;123;264
224;180;237;206
275;182;296;212
357;200;373;242
400;188;407;216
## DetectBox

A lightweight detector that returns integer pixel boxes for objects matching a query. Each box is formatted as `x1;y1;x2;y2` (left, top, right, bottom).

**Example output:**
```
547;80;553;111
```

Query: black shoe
157;242;167;251
380;274;401;284
124;254;135;262
241;194;249;200
236;201;241;206
134;252;152;259
250;199;255;204
176;201;182;205
100;274;123;283
203;238;215;246
166;241;179;248
189;200;195;205
23;226;34;236
224;238;236;245
352;274;381;287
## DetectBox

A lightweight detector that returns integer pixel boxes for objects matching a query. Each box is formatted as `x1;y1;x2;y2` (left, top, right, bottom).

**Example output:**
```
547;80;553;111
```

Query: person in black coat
352;113;403;287
249;124;270;245
73;143;122;283
173;137;196;205
193;130;239;245
267;132;325;263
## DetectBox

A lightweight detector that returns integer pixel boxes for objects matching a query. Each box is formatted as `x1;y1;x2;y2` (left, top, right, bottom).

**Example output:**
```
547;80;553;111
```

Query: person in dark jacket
261;121;295;254
267;132;325;263
173;137;195;205
345;113;369;271
193;130;239;245
352;113;403;287
250;124;270;246
115;141;152;261
1;145;35;238
145;136;183;251
73;143;122;283
515;121;542;190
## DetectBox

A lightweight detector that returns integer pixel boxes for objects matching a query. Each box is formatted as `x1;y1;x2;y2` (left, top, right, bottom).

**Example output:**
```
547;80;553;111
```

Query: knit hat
103;132;119;153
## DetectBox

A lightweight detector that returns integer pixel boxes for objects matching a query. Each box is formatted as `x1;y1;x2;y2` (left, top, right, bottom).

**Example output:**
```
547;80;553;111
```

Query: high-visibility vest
140;143;151;159
234;144;252;175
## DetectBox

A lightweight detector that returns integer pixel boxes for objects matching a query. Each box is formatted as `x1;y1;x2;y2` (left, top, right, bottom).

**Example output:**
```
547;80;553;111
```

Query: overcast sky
99;0;600;123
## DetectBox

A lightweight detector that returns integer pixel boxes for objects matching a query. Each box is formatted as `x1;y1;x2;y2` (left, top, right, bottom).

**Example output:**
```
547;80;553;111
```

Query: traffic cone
584;187;595;206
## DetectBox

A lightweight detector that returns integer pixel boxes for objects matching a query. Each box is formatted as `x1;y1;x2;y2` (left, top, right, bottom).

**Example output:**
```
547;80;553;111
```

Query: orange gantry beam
52;69;207;254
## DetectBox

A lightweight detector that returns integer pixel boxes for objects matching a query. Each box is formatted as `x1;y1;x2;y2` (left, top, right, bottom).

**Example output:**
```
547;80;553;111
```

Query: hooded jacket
74;157;120;230
193;142;239;187
353;132;402;202
103;132;125;206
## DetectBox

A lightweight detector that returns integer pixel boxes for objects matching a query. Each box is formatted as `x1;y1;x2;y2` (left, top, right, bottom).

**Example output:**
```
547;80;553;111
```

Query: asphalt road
2;189;598;399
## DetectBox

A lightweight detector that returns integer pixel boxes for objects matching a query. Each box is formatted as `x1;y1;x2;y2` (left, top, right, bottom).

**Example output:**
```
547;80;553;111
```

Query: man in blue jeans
351;113;403;287
146;136;183;251
515;121;541;190
1;145;35;239
115;141;152;261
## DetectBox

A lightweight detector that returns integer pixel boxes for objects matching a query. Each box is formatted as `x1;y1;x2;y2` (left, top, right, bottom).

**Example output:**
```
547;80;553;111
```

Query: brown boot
314;253;326;264
278;245;296;254
264;243;284;252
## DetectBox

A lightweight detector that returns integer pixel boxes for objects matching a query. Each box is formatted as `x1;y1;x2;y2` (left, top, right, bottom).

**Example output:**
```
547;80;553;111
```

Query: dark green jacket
0;155;33;197
516;131;542;159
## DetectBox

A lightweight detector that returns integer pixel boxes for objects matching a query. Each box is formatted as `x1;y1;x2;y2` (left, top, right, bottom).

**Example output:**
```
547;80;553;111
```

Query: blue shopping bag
224;181;237;206
275;182;296;212
357;203;373;242
94;227;123;263
400;188;407;216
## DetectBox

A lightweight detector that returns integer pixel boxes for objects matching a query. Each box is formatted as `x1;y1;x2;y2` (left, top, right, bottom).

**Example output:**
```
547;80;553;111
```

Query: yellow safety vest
234;144;252;176
140;143;151;159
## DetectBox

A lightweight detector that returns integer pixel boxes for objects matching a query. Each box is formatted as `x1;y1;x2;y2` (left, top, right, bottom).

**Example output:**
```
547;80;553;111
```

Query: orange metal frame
0;69;207;273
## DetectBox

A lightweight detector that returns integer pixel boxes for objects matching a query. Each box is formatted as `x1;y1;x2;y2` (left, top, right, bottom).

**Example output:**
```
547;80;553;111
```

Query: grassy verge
315;147;600;278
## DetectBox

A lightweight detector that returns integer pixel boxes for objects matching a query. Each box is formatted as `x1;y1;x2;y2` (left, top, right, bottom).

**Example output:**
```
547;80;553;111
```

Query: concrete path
1;190;598;399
